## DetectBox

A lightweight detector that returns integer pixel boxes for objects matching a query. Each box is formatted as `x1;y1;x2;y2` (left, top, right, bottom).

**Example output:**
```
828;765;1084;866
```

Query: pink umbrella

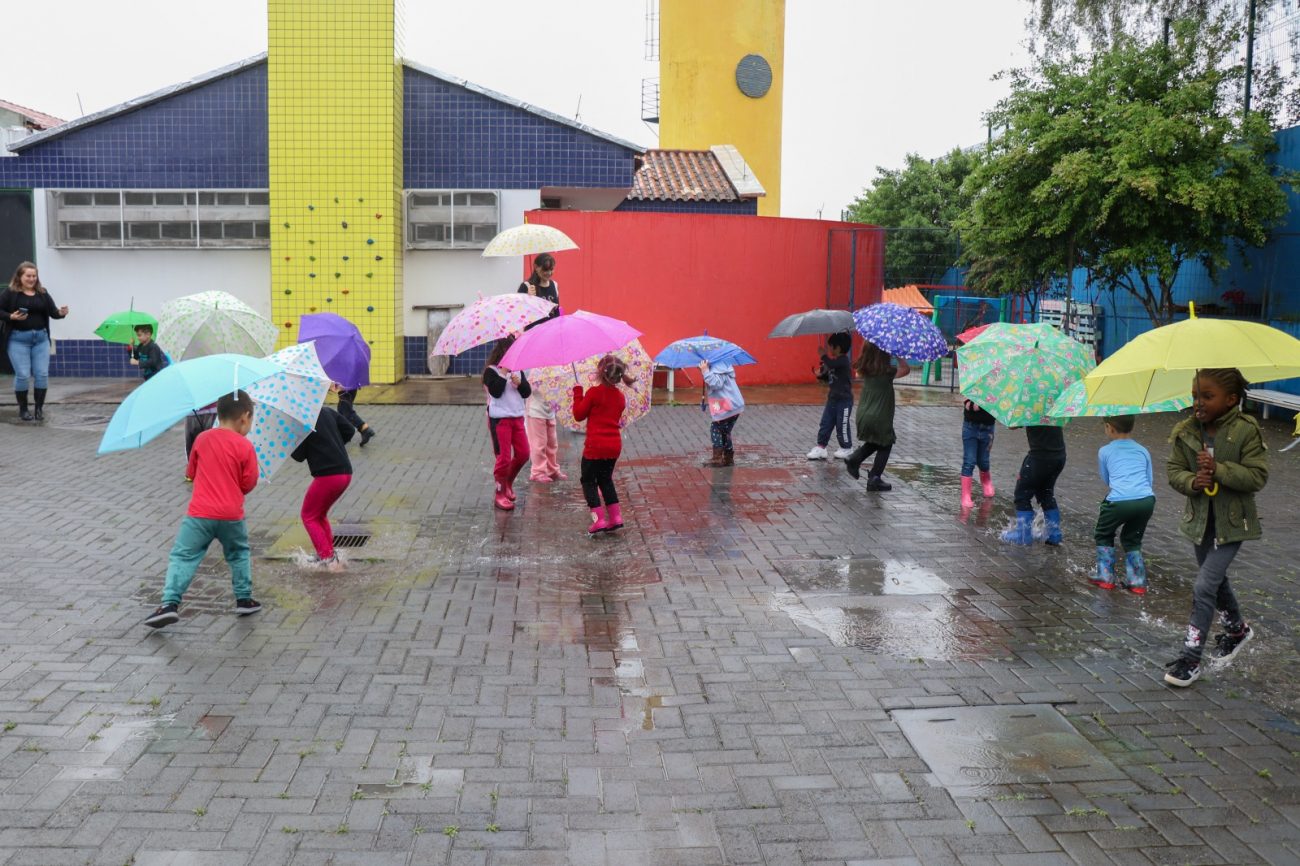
431;293;556;356
500;310;642;372
956;324;992;344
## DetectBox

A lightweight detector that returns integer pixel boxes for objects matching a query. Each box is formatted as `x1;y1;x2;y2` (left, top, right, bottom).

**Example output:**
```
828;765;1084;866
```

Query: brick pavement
0;393;1298;865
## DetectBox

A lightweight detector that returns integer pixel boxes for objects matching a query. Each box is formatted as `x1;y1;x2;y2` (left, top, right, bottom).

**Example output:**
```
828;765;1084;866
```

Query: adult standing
517;253;561;317
1;262;68;421
518;252;565;442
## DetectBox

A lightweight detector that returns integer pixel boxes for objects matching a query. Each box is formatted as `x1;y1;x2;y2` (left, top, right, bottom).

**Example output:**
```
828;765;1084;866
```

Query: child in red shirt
572;354;632;534
144;391;261;629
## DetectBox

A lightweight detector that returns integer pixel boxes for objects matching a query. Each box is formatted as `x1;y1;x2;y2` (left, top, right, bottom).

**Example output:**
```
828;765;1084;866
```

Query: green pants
1094;496;1155;550
162;517;252;606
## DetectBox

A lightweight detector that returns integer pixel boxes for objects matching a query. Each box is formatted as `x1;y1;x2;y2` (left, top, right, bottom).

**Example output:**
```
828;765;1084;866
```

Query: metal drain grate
332;533;371;549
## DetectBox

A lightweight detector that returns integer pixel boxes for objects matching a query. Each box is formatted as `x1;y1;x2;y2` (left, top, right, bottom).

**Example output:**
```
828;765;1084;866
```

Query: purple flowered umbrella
297;313;371;389
851;303;949;361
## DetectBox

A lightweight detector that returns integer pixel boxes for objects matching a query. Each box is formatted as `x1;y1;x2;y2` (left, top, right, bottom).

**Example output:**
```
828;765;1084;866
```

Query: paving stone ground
1;390;1299;866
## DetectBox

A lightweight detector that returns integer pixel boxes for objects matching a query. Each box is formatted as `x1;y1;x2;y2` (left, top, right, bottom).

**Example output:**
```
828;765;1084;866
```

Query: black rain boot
866;473;892;492
721;448;734;467
15;391;32;421
702;446;724;467
844;445;870;480
33;388;47;421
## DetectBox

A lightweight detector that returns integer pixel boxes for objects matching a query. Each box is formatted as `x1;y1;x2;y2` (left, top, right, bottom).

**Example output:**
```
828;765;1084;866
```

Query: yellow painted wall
659;0;784;216
268;0;405;383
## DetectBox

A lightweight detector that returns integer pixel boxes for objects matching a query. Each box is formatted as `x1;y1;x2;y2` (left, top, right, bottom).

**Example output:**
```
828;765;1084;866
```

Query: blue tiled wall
48;339;140;378
404;335;490;377
616;199;759;215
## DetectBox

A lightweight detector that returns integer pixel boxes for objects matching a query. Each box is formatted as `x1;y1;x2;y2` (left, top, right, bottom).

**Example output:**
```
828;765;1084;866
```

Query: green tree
845;148;979;288
959;21;1293;326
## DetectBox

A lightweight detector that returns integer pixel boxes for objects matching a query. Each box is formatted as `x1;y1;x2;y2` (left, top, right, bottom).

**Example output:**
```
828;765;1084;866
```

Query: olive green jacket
1166;406;1268;545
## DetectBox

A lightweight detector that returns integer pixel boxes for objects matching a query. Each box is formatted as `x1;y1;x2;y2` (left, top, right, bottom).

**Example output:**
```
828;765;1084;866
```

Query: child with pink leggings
290;405;354;570
525;394;566;482
483;337;531;511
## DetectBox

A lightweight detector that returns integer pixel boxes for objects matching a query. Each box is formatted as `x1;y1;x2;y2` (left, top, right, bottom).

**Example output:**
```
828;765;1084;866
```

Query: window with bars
405;190;499;250
48;190;271;248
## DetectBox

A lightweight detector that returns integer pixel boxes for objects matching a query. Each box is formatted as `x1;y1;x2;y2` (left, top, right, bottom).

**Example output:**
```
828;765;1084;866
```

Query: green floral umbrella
94;310;159;346
957;322;1095;427
1048;379;1191;418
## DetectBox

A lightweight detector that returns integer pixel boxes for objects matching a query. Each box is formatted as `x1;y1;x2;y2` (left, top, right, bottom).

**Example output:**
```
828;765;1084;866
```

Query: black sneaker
234;598;263;616
1212;625;1253;663
866;475;892;492
144;604;180;629
1163;657;1201;688
359;427;375;447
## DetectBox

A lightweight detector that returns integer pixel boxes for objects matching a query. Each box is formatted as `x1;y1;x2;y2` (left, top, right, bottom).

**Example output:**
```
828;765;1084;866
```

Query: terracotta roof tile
883;285;933;314
627;149;742;202
0;99;64;130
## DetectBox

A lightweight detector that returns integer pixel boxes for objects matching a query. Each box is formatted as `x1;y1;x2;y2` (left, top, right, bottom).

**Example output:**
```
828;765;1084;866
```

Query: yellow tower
658;0;785;216
267;0;405;382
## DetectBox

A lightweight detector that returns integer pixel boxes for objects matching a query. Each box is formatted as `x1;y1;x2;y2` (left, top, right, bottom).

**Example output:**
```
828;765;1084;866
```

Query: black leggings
337;389;367;430
580;457;619;508
710;416;738;449
1013;454;1066;512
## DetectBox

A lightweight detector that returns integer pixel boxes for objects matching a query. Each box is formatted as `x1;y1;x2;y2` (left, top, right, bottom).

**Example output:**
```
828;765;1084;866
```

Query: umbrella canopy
768;309;854;338
98;353;283;454
851;303;949;362
1048;379;1191;418
957;322;1095;428
95;310;159;345
501;310;641;370
1083;302;1300;407
482;224;578;257
653;334;757;368
157;291;279;361
244;342;332;480
956;323;992;344
529;338;654;429
298;313;371;390
431;293;556;357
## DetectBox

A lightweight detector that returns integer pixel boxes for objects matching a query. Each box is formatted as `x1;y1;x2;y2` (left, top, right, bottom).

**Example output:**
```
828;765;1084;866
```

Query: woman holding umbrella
517;253;561;313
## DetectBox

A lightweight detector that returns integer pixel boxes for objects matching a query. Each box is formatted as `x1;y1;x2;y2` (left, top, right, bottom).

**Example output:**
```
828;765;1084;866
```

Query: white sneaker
832;447;854;460
807;446;829;460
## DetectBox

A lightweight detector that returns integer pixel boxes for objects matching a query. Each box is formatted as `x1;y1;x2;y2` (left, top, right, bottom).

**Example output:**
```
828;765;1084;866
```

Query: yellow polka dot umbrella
481;224;578;258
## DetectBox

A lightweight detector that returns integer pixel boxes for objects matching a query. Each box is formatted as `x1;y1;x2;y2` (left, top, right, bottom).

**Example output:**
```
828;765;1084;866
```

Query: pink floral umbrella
431;293;556;356
529;338;654;429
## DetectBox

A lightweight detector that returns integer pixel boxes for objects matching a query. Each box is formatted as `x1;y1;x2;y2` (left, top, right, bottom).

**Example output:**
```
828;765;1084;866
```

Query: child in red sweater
572;354;632;534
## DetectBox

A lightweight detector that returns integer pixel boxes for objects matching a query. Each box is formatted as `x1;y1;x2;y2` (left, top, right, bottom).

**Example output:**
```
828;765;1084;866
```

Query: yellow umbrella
1084;302;1300;406
482;224;578;257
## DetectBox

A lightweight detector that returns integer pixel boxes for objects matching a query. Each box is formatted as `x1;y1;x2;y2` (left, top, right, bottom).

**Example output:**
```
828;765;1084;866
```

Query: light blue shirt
1098;438;1154;502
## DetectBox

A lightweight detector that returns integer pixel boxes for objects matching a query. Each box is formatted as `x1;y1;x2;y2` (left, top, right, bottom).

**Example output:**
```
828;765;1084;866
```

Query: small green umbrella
95;310;159;345
957;322;1095;427
1048;379;1191;418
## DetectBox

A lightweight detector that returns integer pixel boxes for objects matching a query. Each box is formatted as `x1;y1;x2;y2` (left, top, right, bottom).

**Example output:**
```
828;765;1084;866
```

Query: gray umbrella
768;308;854;338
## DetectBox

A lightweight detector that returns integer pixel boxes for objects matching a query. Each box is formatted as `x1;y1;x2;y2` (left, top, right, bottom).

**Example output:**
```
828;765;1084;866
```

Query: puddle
356;759;463;799
776;557;950;595
888;461;965;488
41;412;112;431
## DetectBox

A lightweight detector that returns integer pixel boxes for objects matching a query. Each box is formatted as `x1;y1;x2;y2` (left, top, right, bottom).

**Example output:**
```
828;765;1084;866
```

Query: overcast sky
1;0;1032;219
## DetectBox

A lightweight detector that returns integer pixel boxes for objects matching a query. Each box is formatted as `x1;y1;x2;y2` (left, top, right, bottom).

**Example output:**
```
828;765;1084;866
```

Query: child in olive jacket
1163;368;1268;688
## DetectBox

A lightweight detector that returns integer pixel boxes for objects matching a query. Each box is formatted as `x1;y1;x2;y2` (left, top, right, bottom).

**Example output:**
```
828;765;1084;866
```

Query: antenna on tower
574;94;582;123
76;93;85;117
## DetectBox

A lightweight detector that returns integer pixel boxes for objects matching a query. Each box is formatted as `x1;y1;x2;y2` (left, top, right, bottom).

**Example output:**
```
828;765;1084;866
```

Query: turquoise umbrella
1048;379;1191;418
957;322;1095;428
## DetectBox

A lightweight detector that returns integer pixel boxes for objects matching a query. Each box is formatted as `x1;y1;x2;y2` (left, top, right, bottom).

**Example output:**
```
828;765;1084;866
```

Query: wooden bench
1246;388;1300;420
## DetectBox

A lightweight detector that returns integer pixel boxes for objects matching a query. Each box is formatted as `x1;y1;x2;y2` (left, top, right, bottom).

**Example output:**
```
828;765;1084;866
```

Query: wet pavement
1;389;1299;865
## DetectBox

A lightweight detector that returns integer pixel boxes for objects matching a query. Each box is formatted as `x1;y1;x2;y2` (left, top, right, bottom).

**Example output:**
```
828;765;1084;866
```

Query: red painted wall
526;211;883;385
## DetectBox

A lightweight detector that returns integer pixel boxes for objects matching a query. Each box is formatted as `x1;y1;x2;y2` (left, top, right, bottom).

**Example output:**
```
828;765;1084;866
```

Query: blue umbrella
654;334;757;368
98;353;283;454
851;303;949;362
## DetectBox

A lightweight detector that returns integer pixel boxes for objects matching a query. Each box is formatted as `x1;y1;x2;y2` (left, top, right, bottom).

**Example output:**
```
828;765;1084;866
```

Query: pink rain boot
980;470;996;498
960;476;974;509
605;503;623;531
494;483;514;511
588;508;611;534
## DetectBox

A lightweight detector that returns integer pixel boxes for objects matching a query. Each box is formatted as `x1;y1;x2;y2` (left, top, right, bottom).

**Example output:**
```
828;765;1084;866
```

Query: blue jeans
162;517;252;606
7;329;49;391
960;421;995;477
817;397;853;448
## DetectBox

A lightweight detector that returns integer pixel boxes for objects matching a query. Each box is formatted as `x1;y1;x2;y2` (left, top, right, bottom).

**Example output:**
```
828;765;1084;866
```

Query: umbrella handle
1205;482;1219;497
571;362;579;385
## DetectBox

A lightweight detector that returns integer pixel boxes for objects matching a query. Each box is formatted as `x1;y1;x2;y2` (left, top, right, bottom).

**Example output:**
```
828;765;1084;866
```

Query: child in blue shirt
1092;415;1155;594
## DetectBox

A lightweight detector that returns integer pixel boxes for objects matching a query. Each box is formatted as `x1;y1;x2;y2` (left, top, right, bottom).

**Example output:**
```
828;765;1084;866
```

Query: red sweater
186;427;258;520
572;383;625;459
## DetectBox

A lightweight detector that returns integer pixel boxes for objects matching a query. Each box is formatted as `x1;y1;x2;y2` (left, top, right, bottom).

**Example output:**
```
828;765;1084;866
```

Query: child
1002;425;1067;545
844;341;910;491
701;358;745;467
144;391;261;628
573;355;631;533
960;398;997;507
1092;415;1155;593
808;331;854;461
526;394;566;482
1163;368;1267;688
483;337;531;511
290;405;355;571
130;324;168;380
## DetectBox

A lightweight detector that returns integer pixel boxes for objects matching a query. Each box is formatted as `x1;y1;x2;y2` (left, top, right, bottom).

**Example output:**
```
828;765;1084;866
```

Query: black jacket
291;407;356;477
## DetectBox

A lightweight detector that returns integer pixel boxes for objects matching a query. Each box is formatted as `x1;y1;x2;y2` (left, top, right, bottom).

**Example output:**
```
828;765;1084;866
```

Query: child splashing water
290;403;355;571
573;355;632;534
1092;415;1155;593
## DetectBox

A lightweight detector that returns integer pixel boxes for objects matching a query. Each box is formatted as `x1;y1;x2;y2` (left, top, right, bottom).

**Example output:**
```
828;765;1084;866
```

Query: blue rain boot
1123;550;1148;595
1043;508;1063;546
1000;511;1034;545
1092;546;1117;589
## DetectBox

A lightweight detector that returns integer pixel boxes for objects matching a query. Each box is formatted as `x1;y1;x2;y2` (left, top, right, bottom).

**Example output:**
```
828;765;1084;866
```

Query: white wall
31;190;272;339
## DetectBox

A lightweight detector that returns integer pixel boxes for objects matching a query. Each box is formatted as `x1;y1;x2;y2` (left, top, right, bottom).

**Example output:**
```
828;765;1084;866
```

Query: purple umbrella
297;313;371;389
851;303;949;361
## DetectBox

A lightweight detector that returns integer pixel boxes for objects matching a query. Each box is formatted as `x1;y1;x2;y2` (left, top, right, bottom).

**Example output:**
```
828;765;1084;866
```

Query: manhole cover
892;704;1126;795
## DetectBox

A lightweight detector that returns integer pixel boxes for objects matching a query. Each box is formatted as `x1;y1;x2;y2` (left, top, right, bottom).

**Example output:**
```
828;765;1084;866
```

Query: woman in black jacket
2;262;68;421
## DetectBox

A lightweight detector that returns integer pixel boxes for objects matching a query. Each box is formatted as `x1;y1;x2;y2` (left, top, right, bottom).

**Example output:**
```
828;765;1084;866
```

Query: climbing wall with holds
267;0;405;383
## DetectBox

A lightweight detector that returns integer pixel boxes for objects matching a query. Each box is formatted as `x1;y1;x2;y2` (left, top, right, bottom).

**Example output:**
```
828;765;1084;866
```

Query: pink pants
489;416;530;487
302;474;351;559
526;415;560;480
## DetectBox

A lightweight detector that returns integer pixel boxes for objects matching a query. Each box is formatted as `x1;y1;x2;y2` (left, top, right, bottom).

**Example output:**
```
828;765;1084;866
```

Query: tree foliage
1028;0;1279;56
959;20;1294;326
845;149;979;288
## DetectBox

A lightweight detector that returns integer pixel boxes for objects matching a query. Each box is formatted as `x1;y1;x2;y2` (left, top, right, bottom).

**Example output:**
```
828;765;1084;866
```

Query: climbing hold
374;255;383;260
341;221;348;229
283;289;292;295
326;298;333;303
308;255;316;261
342;255;349;261
283;256;291;261
374;213;382;220
307;204;315;211
308;239;315;245
365;272;373;278
366;238;375;245
341;289;350;295
358;197;364;203
366;306;375;312
308;273;316;278
334;272;341;279
334;197;339;203
309;306;317;312
284;321;293;328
